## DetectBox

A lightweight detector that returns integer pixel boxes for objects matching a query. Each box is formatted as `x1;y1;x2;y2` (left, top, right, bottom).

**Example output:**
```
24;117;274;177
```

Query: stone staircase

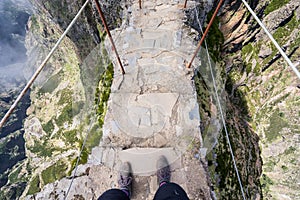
88;0;212;199
26;0;213;199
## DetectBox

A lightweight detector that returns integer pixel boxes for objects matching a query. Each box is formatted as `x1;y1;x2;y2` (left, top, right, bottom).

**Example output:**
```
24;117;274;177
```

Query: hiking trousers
98;182;189;200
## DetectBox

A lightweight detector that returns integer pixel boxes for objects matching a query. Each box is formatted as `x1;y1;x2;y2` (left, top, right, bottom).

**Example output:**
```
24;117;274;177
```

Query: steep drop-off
217;0;300;199
1;0;122;198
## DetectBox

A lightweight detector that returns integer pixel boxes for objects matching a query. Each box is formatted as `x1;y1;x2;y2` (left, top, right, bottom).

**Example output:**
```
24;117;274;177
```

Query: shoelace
157;167;171;183
118;176;132;188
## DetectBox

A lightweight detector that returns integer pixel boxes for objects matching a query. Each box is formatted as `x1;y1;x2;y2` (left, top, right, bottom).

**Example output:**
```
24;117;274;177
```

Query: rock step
119;147;181;175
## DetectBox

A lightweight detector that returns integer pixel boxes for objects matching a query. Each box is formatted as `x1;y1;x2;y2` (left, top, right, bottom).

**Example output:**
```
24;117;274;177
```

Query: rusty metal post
94;0;125;74
184;0;188;8
139;0;142;9
186;0;224;68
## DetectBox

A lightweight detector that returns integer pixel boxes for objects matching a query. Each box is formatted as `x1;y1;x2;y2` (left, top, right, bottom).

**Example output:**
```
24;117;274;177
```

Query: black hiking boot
118;162;132;197
156;155;171;186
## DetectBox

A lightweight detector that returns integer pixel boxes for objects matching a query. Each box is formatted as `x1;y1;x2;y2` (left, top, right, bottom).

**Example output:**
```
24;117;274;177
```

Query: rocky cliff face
183;0;299;199
185;3;262;200
1;0;121;199
217;0;300;199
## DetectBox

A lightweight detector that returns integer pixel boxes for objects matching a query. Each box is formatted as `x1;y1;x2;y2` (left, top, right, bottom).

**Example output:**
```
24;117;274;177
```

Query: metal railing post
94;0;125;74
184;0;188;8
186;0;224;68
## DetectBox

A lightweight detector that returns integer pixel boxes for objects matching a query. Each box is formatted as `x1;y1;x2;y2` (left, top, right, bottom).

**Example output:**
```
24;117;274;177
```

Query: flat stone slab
111;93;179;138
119;147;181;175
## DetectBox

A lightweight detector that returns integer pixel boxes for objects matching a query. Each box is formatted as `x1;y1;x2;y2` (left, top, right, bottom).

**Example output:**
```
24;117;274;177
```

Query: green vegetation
264;0;291;15
41;161;68;185
28;139;57;157
284;146;296;155
213;126;245;199
85;124;102;151
264;159;276;172
261;174;274;194
39;72;61;94
225;75;250;117
56;103;73;126
30;15;40;31
63;129;78;145
56;101;84;127
27;175;40;195
265;109;288;142
262;13;299;67
95;62;114;127
42;120;54;134
281;165;288;171
8;165;23;184
194;9;261;199
69;142;89;176
205;11;225;62
68;61;113;175
273;14;299;46
58;89;73;105
194;71;211;137
241;43;262;76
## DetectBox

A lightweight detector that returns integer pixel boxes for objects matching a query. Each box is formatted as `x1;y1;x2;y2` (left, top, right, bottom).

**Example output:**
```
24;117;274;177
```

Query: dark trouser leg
98;189;130;200
154;182;189;200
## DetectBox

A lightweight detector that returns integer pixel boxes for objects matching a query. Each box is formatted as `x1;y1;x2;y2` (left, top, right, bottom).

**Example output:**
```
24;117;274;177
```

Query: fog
0;0;32;71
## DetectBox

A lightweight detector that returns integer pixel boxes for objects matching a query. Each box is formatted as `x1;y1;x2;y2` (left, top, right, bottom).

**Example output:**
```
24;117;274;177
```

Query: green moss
68;143;88;176
284;146;296;155
8;165;22;184
265;109;288;142
273;14;299;46
241;42;262;75
242;43;254;58
264;0;291;15
253;63;261;75
264;159;276;172
214;127;243;199
261;14;299;67
28;139;55;157
67;62;113;175
56;103;73;126
63;129;78;145
39;71;61;94
41;161;68;185
246;63;252;75
58;89;73;105
261;174;273;194
56;101;84;127
205;11;225;62
85;124;102;150
194;71;211;136
95;62;114;127
27;175;40;195
281;165;288;171
42;120;54;134
97;26;107;42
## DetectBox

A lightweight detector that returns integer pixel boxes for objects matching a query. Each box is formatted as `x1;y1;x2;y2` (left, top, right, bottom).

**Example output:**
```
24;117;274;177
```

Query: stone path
88;0;211;199
26;0;212;199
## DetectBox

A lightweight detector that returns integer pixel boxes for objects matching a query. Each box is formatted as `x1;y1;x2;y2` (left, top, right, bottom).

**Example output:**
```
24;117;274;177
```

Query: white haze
0;0;32;72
